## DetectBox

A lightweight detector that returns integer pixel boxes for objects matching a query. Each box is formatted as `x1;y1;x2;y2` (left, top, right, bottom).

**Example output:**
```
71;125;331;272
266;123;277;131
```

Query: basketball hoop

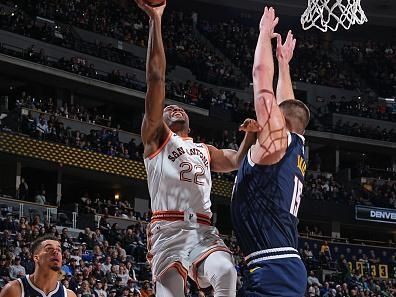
301;0;368;32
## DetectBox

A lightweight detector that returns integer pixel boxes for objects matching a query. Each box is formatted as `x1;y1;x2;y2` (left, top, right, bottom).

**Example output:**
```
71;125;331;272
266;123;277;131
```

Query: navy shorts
238;258;307;297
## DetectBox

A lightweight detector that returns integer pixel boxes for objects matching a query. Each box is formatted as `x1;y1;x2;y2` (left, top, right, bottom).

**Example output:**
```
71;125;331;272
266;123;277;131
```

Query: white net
301;0;368;32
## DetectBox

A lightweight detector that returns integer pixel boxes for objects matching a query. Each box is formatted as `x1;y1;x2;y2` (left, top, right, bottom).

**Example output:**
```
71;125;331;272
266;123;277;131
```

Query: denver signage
355;206;396;224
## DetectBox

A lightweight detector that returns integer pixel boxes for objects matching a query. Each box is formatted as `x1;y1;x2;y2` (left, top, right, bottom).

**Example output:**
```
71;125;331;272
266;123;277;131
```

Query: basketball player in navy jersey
231;7;310;297
0;235;77;297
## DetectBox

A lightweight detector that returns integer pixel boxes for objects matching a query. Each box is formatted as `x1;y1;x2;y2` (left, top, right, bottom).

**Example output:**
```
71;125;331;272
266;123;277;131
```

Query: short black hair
31;235;60;255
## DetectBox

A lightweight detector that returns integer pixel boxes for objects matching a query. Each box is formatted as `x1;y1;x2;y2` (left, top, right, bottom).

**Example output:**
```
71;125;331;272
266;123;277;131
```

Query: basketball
144;0;165;7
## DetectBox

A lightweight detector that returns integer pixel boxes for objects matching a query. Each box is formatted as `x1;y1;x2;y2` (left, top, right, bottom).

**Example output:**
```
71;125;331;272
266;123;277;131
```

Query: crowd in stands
0;0;247;89
0;41;246;111
17;109;145;161
342;41;396;97
0;5;146;71
0;209;396;296
331;120;396;142
299;238;396;296
359;179;396;209
1;2;396;143
1;89;243;183
6;0;396;97
326;96;396;123
0;212;155;296
303;172;396;210
199;19;361;90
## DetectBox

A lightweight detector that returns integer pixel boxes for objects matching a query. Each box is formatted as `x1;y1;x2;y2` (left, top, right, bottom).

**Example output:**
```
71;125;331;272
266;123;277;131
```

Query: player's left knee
211;253;237;287
212;262;237;297
219;259;237;279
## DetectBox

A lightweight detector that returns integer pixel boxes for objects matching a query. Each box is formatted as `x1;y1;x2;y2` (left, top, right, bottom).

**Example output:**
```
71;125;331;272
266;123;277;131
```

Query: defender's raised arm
251;7;288;164
276;30;297;104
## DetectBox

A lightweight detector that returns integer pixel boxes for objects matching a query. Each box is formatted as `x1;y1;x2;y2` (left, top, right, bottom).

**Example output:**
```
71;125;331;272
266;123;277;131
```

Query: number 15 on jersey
290;176;303;217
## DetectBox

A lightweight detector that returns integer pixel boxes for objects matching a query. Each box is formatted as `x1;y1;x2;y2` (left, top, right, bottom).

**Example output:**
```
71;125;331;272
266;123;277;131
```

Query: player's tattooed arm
137;0;170;157
276;30;296;104
208;119;261;173
251;7;288;164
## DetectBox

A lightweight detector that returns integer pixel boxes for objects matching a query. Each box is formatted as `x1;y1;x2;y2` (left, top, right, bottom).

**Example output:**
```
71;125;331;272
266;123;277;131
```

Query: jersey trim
245;247;301;266
245;247;299;260
247;149;255;167
147;131;173;160
155;261;188;290
247;132;300;167
287;131;292;147
203;144;211;164
295;133;305;144
191;246;232;289
17;278;24;297
25;275;61;297
151;210;211;225
248;253;301;265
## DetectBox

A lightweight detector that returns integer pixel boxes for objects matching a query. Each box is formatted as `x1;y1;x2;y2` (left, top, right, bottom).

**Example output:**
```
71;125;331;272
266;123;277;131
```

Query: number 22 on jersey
179;162;206;186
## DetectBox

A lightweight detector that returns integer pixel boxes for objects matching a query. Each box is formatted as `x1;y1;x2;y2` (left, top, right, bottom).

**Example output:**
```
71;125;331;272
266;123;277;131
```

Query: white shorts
147;219;231;285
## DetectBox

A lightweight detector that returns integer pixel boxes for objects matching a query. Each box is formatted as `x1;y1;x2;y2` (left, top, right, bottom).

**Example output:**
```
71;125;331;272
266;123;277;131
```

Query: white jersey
144;132;212;216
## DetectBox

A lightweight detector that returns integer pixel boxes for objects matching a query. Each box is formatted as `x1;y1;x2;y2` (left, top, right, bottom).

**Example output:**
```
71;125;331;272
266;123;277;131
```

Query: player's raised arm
251;7;288;164
208;119;261;173
136;0;170;157
276;30;297;104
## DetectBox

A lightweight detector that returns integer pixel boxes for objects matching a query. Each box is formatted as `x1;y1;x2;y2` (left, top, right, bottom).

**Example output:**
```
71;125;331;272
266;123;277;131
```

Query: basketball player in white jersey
134;0;260;296
0;235;77;297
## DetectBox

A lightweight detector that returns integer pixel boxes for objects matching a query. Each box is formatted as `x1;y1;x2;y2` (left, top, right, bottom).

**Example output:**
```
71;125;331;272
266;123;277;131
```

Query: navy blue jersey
231;132;307;256
18;275;66;297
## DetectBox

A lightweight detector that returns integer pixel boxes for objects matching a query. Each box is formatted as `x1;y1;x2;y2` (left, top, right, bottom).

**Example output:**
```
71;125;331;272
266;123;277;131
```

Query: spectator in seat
101;256;112;275
17;177;29;200
9;256;26;280
320;241;332;266
0;255;10;282
139;280;153;297
35;113;48;139
62;257;74;276
20;247;34;274
308;270;322;287
108;289;117;297
77;280;95;297
70;270;84;292
18;217;30;232
34;189;47;205
3;214;18;233
93;279;107;297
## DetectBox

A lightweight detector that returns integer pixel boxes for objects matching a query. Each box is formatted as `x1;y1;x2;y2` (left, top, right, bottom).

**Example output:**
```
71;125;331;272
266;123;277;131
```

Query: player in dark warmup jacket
0;235;77;297
231;7;310;297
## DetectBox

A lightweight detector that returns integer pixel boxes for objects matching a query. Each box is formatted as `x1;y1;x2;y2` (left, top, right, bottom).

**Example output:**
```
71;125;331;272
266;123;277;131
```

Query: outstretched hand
239;119;262;133
276;30;297;65
259;7;279;39
135;0;166;19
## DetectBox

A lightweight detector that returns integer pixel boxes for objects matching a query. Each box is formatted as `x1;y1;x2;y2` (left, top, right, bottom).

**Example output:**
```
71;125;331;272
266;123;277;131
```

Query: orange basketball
144;0;165;7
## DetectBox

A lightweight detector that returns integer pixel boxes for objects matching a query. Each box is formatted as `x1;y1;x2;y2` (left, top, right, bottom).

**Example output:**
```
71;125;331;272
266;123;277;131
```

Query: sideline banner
355;206;396;224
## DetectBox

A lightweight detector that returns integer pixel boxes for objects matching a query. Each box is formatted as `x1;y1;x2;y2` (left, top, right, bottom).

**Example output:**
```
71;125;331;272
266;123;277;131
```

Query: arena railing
299;234;396;250
23;107;141;144
0;196;58;225
0;196;148;232
2;195;395;252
